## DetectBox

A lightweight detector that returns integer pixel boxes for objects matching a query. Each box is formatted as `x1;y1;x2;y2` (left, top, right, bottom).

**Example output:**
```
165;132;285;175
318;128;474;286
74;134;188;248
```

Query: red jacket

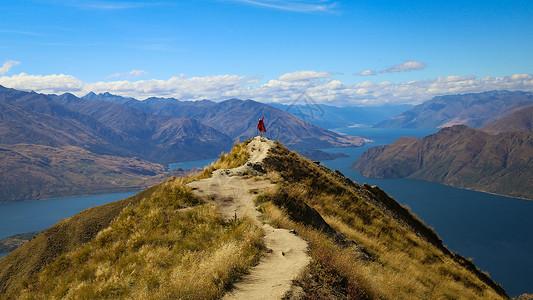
257;117;266;132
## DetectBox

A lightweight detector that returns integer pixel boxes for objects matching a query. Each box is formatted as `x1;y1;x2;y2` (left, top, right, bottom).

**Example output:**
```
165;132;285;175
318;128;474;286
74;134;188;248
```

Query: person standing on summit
257;117;266;137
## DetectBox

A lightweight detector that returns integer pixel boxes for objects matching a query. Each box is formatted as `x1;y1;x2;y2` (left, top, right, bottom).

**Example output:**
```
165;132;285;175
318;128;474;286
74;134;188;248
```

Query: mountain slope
352;125;533;199
51;93;234;163
0;86;236;201
200;99;367;149
0;139;507;299
0;144;167;201
481;106;533;134
0;87;132;156
376;90;533;129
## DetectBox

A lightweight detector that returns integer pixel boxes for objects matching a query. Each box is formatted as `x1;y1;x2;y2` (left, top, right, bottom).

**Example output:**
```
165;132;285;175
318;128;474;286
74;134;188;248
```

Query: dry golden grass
260;143;506;300
198;140;251;179
12;146;264;299
262;199;503;300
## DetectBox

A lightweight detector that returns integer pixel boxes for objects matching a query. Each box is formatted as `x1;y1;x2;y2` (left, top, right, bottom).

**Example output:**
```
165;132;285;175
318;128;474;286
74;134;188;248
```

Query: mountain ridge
0;138;508;298
81;91;368;149
352;124;533;200
481;105;533;134
376;90;533;129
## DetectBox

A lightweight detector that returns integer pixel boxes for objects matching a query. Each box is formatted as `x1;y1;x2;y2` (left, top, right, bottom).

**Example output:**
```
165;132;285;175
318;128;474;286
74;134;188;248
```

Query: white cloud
227;0;338;12
1;71;533;107
0;73;84;93
128;69;148;77
0;60;20;75
277;70;333;82
355;70;377;76
381;60;427;73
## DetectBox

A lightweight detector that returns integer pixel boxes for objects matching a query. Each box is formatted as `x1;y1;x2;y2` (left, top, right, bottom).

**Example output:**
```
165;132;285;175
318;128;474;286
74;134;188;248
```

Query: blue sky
1;0;532;106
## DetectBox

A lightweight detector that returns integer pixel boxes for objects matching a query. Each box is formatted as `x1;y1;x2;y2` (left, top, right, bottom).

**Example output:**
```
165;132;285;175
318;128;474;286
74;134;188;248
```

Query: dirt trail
188;137;310;299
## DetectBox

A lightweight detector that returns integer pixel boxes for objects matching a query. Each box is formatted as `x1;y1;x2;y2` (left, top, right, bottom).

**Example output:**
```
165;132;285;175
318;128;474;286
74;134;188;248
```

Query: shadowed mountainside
49;92;234;163
0;232;42;253
376;90;533;129
352;125;533;199
0;144;169;201
481;106;533;135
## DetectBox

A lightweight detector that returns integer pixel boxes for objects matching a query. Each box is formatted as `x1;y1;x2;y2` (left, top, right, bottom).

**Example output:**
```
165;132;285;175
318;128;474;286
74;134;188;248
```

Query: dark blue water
0;191;139;259
319;127;533;297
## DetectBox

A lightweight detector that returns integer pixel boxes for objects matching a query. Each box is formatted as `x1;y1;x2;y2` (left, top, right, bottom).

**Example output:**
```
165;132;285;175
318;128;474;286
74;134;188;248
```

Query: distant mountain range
81;92;368;149
353;106;533;199
376;90;533;129
269;102;412;129
0;85;366;201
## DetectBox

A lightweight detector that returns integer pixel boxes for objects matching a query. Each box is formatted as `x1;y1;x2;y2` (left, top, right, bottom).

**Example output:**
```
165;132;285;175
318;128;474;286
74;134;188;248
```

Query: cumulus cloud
227;0;338;12
0;73;84;93
1;71;533;107
381;60;427;73
355;70;377;76
0;60;20;75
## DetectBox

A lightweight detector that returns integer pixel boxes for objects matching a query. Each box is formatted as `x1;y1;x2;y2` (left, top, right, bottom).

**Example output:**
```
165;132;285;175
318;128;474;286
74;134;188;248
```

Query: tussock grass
12;176;264;299
198;140;251;179
261;143;506;299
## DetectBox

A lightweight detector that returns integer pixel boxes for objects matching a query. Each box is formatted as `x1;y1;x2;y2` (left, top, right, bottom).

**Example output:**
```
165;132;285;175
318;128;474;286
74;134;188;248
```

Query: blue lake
1;127;531;296
0;191;139;258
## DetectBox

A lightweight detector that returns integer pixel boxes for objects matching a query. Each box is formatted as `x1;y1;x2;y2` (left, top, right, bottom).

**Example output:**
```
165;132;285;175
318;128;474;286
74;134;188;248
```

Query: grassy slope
260;142;507;299
0;184;158;294
0;232;42;253
0;140;508;299
0;142;255;299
